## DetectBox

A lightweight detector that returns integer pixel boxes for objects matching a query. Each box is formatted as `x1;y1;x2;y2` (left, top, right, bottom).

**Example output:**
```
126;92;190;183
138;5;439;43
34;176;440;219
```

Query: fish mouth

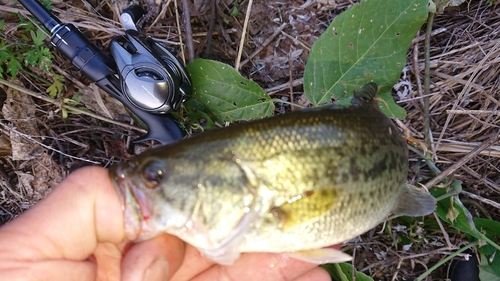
110;164;150;241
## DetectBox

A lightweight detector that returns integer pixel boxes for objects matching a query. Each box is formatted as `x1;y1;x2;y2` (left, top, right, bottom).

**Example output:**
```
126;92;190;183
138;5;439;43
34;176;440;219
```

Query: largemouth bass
110;83;436;265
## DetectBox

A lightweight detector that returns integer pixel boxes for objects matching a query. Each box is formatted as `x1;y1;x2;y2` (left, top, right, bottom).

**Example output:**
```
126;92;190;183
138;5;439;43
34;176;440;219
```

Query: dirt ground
1;0;500;280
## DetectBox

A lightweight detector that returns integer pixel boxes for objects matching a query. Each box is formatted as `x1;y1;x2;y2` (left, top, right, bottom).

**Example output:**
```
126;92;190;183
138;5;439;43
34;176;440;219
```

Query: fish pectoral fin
392;184;436;217
271;187;339;229
198;247;242;266
287;248;352;264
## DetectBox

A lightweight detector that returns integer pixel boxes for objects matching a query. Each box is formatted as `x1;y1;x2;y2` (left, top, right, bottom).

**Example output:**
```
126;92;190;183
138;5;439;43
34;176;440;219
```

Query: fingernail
143;258;169;281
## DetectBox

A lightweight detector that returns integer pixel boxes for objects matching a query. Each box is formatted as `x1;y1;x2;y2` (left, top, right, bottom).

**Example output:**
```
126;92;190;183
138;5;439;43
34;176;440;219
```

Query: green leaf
46;76;64;98
7;58;22;78
322;263;373;281
480;254;500;280
303;0;428;118
42;0;54;10
38;47;54;73
30;29;46;47
231;6;239;17
430;185;500;273
183;98;216;130
0;19;5;30
62;108;68;119
24;46;53;73
186;58;274;125
0;50;11;62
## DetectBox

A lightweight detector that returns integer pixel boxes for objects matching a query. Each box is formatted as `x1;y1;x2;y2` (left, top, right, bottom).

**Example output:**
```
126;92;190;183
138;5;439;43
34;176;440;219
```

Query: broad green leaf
183;98;215;130
304;0;428;118
186;58;274;124
430;185;500;273
480;254;500;280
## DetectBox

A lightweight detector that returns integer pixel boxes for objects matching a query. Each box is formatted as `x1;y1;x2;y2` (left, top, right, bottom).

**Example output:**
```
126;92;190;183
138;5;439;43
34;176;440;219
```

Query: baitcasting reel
18;0;192;144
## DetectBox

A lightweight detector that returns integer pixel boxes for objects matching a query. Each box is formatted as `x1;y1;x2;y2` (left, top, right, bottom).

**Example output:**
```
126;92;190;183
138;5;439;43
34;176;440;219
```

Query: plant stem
424;12;435;148
333;263;350;281
271;98;306;108
416;240;478;281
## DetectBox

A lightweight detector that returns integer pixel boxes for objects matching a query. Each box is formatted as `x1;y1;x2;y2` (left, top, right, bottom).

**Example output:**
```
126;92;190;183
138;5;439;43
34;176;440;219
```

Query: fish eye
141;159;166;189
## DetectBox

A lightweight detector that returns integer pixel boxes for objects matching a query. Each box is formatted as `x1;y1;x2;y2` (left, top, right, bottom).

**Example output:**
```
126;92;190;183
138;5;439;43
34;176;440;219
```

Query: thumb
121;234;186;281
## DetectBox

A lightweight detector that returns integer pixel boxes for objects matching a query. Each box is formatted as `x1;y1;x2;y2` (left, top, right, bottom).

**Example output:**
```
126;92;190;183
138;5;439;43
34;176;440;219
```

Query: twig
174;0;186;64
0;78;147;134
436;39;500;150
0;123;100;164
265;78;303;95
461;190;500;210
446;109;500;115
235;0;254;70
411;27;447;44
433;212;453;248
424;132;500;189
423;12;435;148
239;23;288;67
204;0;217;58
459;165;500;193
146;0;173;33
279;30;311;51
180;0;194;62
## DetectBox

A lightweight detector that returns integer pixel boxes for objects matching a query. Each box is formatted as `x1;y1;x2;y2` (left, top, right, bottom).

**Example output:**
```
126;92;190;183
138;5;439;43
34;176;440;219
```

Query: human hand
0;166;332;281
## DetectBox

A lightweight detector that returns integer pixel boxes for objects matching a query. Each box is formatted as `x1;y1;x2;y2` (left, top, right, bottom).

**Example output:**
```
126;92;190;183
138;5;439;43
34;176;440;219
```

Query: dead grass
1;0;500;279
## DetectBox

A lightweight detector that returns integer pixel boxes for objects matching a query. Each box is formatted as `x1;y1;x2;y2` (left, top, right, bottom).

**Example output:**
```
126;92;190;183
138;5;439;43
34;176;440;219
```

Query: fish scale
110;83;436;265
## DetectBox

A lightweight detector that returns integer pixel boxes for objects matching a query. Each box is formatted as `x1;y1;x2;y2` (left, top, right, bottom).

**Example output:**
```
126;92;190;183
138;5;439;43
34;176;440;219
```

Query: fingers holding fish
121;233;185;281
186;252;331;281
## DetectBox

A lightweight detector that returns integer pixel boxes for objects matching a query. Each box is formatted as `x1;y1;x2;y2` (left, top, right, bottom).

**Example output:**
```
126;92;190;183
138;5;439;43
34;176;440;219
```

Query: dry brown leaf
80;84;129;121
2;79;43;161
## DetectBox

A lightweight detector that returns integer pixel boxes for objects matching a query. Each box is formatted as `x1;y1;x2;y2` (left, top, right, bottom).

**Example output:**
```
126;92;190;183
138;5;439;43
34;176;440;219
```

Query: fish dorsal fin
392;184;436;217
270;187;340;229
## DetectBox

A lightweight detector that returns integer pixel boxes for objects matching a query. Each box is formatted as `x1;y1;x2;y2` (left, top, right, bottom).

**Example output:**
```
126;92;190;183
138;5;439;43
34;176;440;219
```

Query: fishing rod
17;0;192;144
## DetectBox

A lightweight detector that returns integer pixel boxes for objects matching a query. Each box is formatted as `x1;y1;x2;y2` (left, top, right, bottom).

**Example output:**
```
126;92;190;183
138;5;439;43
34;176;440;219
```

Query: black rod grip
18;0;61;33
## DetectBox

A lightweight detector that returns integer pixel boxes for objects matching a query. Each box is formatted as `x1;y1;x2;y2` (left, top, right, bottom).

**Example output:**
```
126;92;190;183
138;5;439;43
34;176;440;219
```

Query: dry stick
204;0;217;58
412;42;423;101
180;0;194;62
411;27;447;44
265;78;303;95
235;0;254;70
461;190;500;210
279;31;311;51
239;23;288;68
432;212;453;248
447;109;500;115
0;78;147;134
173;0;186;64
146;0;173;33
459;165;500;193
424;132;500;189
0;123;100;164
437;38;500;149
423;12;434;148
